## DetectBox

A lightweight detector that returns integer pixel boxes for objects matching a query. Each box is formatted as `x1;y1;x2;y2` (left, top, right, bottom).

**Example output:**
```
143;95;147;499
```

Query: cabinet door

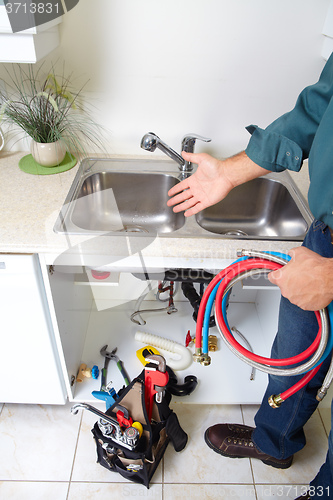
0;254;66;404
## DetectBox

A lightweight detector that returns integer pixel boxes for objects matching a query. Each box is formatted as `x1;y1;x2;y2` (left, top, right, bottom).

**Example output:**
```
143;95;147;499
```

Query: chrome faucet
140;132;211;175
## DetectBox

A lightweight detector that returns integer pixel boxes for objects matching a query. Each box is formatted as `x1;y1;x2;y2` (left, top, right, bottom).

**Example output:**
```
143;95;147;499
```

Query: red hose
195;258;279;349
195;257;324;403
215;280;322;366
280;364;322;401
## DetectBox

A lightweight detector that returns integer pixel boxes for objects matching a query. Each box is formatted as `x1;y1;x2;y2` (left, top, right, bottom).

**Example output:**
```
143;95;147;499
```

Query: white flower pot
31;140;67;167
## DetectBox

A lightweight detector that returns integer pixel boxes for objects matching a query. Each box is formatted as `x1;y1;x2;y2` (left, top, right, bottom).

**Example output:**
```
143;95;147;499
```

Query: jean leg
252;221;333;459
253;296;331;458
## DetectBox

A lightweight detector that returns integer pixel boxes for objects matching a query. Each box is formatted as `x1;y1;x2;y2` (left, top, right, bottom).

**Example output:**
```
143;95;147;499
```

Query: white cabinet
45;262;282;405
0;3;62;63
0;254;66;403
4;255;330;408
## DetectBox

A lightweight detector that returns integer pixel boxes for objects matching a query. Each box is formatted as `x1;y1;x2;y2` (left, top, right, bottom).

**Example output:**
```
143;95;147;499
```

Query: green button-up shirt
245;52;333;229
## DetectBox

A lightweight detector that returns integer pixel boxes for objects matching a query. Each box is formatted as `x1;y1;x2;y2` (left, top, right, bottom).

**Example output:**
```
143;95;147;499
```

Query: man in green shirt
168;53;333;499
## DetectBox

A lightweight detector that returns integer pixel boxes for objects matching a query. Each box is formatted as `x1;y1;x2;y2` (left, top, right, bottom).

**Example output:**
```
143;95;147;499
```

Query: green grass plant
0;63;105;155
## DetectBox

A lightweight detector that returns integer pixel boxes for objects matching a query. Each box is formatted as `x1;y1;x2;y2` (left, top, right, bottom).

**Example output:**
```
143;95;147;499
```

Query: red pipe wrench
144;354;169;422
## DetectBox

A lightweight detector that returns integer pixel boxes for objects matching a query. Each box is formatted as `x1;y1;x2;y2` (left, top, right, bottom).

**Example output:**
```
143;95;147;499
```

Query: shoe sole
204;429;293;470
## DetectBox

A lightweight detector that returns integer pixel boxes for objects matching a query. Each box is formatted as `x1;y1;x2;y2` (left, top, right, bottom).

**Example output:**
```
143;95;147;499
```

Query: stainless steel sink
195;177;309;239
54;158;185;235
54;157;313;240
70;171;185;233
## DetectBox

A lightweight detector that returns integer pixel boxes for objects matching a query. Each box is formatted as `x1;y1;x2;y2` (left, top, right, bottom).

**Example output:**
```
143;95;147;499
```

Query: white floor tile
242;404;329;485
0;481;69;500
318;406;331;436
71;406;162;483
241;403;260;427
0;403;81;481
164;483;255;499
163;403;253;484
68;482;162;499
1;400;329;493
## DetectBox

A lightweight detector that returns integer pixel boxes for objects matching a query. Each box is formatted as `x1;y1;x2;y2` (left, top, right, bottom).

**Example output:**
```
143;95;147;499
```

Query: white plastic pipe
135;331;193;371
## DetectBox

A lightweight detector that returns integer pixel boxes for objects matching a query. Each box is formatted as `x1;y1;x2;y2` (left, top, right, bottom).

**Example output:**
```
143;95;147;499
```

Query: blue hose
203;256;247;354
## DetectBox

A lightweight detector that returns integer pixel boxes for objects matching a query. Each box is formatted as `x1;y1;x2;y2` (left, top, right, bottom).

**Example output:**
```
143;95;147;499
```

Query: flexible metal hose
195;249;333;406
215;267;329;376
231;326;256;380
131;281;178;325
317;351;333;401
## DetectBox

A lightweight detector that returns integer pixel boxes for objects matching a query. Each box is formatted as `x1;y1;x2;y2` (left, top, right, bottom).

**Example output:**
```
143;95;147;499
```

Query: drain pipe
181;281;215;327
134;331;193;371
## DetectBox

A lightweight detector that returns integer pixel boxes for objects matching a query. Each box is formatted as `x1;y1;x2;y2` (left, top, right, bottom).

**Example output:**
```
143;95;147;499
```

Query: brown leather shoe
204;423;293;469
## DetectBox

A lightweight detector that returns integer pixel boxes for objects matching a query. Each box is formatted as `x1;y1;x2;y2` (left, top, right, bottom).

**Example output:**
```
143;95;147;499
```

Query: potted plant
0;64;105;170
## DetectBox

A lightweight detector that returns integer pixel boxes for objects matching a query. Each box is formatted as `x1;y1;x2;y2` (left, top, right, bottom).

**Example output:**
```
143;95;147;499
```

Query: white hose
135;331;193;371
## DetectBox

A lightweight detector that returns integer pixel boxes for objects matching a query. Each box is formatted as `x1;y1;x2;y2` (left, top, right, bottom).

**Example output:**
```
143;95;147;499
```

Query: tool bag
91;367;188;488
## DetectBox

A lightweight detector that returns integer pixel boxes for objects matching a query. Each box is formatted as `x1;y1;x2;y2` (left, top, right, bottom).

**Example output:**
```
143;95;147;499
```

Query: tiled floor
0;401;331;500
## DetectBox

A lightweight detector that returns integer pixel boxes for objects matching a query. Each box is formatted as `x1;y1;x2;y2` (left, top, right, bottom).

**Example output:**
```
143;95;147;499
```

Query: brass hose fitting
193;347;204;363
268;394;284;408
208;335;218;352
200;353;211;366
316;388;328;402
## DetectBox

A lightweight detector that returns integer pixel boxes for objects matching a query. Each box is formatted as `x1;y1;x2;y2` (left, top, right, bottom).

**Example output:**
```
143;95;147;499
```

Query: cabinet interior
47;264;282;405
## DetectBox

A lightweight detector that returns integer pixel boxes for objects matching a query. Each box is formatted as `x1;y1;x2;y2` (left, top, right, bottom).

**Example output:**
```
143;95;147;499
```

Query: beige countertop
0;151;311;268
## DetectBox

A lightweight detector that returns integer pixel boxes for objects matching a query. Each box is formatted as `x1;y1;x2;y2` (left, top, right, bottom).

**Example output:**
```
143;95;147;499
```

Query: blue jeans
252;220;333;498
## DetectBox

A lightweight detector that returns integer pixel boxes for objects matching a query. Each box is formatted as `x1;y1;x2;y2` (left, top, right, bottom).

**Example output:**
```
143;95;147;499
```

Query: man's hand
268;246;333;310
167;152;233;216
167;150;268;217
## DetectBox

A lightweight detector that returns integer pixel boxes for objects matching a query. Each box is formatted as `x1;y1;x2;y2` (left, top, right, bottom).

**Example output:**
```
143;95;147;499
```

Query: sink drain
119;225;149;233
223;229;248;237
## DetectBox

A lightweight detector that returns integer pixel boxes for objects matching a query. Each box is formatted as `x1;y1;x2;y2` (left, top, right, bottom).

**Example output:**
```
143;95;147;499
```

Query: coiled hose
194;249;333;407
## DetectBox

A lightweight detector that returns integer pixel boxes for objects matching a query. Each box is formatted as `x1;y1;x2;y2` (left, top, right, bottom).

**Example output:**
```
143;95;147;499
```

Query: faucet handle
182;134;211;153
181;134;212;172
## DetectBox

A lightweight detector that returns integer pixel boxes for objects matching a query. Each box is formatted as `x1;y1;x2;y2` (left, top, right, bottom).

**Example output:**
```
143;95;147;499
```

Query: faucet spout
141;132;185;168
140;132;211;177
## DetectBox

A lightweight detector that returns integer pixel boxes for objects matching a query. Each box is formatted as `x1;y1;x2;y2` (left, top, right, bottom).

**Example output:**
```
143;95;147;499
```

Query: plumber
168;53;333;500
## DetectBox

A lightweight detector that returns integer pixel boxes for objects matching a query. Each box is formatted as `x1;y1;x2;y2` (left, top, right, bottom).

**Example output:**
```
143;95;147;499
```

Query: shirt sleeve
245;52;333;173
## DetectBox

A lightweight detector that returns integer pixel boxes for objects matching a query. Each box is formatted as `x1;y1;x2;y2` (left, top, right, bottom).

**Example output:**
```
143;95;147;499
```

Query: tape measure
136;346;160;365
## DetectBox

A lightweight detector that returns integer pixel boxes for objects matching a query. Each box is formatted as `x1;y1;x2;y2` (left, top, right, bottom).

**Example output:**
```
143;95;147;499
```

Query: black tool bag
91;368;188;488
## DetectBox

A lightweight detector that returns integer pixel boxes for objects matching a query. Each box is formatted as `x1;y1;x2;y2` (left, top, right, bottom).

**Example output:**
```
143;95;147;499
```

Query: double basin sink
54;157;313;240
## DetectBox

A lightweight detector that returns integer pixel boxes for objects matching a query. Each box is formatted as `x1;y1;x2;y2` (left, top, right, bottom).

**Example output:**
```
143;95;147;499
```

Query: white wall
0;0;330;157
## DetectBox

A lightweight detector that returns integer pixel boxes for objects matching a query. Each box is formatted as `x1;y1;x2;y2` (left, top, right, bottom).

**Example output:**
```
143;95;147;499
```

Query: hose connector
236;249;245;258
208;335;218;352
200;353;211;366
268;394;284;408
316;387;328;402
193;347;205;363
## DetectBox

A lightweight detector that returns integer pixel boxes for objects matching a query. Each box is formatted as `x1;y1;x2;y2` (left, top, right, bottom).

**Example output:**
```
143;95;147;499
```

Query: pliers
100;345;130;389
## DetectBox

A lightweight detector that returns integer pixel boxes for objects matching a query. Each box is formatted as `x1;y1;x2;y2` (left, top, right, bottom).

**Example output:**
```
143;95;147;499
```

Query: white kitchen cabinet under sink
3;253;332;409
0;253;66;404
45;262;283;406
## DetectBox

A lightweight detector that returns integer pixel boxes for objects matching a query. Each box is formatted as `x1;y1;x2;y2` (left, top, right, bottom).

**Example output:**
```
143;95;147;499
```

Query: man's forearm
222;151;270;189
